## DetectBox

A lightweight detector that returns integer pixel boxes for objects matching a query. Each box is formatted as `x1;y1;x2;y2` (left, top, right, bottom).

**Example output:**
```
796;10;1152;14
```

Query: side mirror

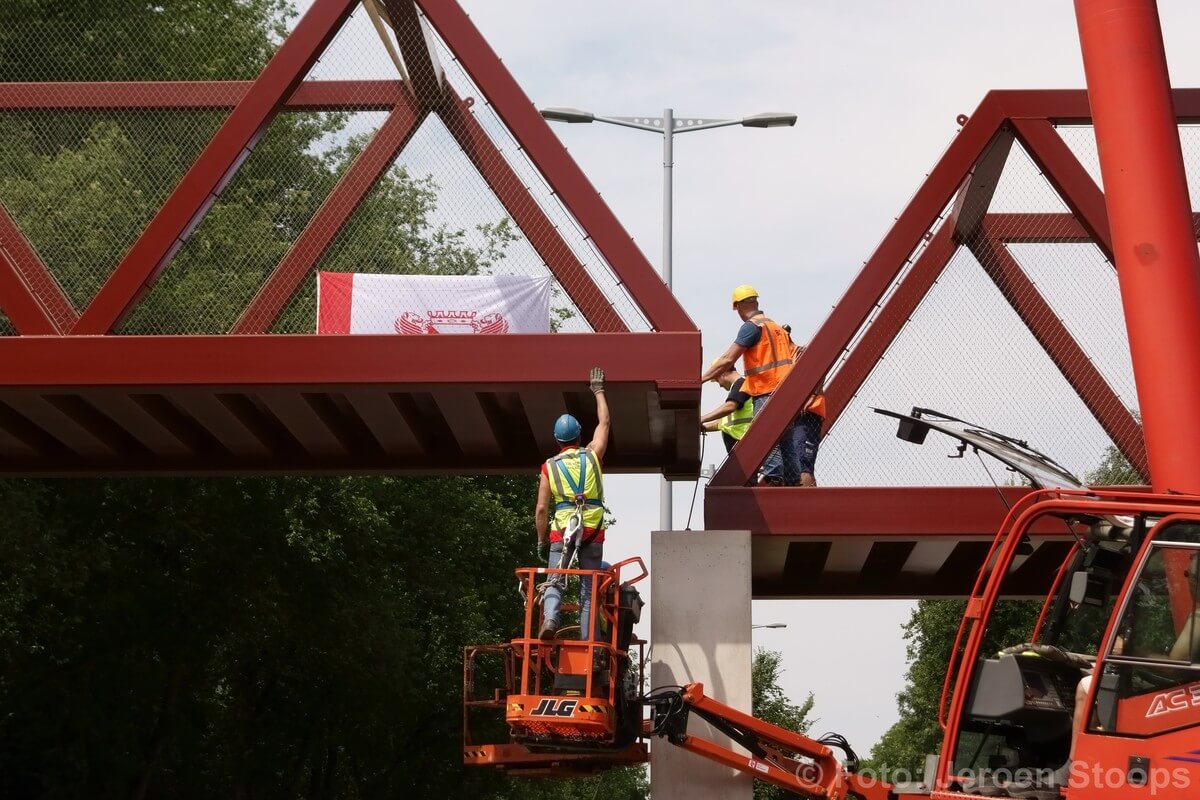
1069;570;1106;607
896;409;930;444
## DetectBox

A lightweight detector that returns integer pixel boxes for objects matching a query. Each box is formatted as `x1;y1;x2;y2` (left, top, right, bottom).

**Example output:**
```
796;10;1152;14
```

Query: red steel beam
705;486;1051;536
970;225;1147;477
381;0;446;109
415;0;693;333
0;250;57;334
0;332;699;388
710;94;1007;486
822;224;957;431
984;212;1200;242
1075;0;1200;494
72;0;359;335
0;80;405;111
231;99;426;334
982;213;1092;242
1011;117;1113;260
0;204;77;333
949;129;1015;240
985;88;1200;123
439;92;628;332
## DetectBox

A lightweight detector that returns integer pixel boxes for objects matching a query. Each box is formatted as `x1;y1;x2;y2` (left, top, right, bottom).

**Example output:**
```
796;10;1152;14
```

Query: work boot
538;619;559;639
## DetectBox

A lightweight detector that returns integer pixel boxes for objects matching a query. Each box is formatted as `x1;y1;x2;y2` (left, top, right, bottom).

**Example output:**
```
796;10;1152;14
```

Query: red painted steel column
1075;0;1200;492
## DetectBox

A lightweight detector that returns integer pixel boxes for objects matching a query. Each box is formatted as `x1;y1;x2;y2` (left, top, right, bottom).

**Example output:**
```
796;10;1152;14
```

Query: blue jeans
543;540;604;639
754;393;801;485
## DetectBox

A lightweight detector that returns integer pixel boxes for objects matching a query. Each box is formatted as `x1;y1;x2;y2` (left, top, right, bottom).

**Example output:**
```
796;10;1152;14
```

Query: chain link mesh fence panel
0;0;292;330
0;109;229;319
816;137;1143;488
118;108;384;334
0;1;652;335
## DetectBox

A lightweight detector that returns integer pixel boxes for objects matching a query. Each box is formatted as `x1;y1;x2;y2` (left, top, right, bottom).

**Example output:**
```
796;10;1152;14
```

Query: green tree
752;647;815;800
0;0;520;335
1086;442;1141;486
0;3;598;798
0;475;650;798
864;599;1041;779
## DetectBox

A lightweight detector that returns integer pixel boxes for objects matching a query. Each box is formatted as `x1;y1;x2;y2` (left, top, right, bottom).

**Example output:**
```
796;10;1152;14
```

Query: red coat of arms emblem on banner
394;311;510;335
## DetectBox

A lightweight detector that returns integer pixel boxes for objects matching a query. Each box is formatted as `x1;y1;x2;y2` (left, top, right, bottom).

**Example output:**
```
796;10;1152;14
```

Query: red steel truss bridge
707;90;1200;598
0;0;700;478
2;1;1192;603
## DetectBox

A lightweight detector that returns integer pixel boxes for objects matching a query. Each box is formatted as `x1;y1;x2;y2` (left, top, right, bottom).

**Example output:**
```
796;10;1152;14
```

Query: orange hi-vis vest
742;314;793;396
792;343;827;418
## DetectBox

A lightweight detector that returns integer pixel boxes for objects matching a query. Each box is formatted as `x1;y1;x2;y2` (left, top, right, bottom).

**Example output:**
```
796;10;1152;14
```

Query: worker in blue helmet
535;367;610;640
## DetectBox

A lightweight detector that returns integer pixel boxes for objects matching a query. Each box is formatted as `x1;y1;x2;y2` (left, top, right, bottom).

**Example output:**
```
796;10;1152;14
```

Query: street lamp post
540;106;797;532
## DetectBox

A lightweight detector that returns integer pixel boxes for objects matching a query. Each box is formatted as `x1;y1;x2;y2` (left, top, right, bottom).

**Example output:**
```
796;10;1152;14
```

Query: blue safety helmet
553;414;581;443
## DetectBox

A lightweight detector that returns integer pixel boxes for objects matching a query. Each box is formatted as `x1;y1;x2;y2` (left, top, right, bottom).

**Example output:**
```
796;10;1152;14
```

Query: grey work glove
538;540;549;562
589;366;605;394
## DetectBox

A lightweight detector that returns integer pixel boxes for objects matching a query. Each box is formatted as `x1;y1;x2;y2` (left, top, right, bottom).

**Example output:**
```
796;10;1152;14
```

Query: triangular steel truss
707;89;1200;490
0;1;700;478
0;0;691;336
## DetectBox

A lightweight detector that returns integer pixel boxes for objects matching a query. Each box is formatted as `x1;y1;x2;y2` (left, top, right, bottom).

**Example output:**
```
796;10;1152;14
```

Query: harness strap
548;448;604;506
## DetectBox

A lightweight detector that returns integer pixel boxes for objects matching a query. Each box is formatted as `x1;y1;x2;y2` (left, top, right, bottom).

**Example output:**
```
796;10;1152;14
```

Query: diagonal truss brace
713;91;1157;486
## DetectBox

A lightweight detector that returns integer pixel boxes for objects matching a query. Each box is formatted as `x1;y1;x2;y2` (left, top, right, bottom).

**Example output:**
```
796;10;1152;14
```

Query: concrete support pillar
650;530;752;800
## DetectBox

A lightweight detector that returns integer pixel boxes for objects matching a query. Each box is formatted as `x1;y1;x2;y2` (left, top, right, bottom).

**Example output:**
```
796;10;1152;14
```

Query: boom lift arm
646;683;890;800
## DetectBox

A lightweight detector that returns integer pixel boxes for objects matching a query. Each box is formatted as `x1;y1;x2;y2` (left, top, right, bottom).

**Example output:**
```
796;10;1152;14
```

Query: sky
443;0;1200;757
296;0;1200;759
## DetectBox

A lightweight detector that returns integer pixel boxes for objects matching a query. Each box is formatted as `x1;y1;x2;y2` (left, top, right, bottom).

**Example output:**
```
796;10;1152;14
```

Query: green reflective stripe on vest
718;398;754;440
546;447;606;532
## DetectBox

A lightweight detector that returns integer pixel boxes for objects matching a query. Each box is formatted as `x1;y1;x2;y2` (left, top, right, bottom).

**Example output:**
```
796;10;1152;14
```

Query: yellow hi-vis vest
718;398;754;441
546;446;606;533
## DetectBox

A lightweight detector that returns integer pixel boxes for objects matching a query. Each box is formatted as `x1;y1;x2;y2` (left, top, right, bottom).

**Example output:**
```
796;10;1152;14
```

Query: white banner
317;273;552;334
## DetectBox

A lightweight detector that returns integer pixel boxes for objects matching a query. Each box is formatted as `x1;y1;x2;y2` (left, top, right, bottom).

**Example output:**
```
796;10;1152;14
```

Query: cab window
1091;540;1200;736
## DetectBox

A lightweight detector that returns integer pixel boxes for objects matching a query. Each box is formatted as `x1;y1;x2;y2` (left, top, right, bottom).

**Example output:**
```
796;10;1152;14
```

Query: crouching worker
535;367;610;641
700;362;753;453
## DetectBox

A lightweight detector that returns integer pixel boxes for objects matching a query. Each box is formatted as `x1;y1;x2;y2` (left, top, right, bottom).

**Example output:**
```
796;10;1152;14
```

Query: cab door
1074;521;1200;798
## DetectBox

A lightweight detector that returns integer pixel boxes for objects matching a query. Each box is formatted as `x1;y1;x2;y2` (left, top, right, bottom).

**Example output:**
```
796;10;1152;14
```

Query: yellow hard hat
731;284;759;308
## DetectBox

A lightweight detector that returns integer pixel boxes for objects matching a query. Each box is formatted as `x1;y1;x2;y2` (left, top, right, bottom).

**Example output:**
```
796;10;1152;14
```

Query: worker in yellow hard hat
700;285;805;485
700;360;754;453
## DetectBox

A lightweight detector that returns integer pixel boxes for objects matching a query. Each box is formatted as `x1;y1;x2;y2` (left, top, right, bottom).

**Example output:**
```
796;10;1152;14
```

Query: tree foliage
751;648;815;800
0;476;650;799
864;599;1041;778
1086;442;1141;487
0;2;619;798
0;0;519;335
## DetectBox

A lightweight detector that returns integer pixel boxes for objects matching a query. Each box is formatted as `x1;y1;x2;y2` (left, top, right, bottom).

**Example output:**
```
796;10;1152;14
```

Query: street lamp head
540;106;595;124
740;112;798;129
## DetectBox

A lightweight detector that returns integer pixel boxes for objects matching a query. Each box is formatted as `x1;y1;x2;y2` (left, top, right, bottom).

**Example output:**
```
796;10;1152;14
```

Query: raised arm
586;366;609;462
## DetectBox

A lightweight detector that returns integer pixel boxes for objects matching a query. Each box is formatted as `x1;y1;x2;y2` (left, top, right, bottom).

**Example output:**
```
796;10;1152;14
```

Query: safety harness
537;447;607;599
